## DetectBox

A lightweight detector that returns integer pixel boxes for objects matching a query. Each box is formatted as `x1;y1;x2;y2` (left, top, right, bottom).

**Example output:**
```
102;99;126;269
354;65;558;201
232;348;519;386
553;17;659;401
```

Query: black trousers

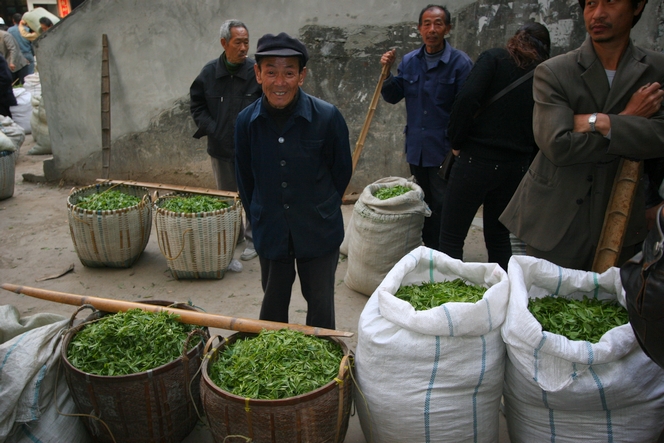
258;249;339;329
409;163;447;250
439;153;529;270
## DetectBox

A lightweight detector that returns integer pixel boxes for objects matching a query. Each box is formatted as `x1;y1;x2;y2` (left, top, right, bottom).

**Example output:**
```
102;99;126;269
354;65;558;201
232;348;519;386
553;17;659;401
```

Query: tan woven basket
67;183;152;267
0;150;15;200
61;301;209;443
154;192;241;279
200;332;354;443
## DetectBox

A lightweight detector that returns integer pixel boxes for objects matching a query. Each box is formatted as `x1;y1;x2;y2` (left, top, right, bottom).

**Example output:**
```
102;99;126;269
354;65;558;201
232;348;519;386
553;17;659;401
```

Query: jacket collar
215;53;255;80
250;88;313;124
578;36;648;113
415;40;452;65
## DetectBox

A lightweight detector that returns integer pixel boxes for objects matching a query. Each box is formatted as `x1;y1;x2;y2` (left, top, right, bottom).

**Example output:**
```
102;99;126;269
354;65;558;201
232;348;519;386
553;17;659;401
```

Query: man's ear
298;66;307;86
254;63;262;84
634;0;646;17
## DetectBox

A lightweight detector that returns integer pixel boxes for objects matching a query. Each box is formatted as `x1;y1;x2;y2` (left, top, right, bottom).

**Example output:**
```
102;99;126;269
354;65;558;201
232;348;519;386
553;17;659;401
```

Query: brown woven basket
154;192;241;279
61;301;209;443
67;183;152;268
200;332;353;443
0;150;15;201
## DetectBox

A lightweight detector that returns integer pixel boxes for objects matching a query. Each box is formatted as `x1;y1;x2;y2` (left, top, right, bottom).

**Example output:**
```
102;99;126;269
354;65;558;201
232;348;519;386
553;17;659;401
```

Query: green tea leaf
76;190;141;211
395;279;487;311
160;195;230;213
373;185;411;200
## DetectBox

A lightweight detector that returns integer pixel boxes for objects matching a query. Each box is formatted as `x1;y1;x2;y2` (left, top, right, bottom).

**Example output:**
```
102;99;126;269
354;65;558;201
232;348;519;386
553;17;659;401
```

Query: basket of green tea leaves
62;302;208;443
528;295;629;342
200;329;353;443
154;192;242;279
67;183;152;267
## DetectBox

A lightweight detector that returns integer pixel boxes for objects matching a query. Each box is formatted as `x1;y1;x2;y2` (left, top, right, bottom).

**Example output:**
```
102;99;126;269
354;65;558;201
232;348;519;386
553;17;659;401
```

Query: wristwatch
588;113;598;133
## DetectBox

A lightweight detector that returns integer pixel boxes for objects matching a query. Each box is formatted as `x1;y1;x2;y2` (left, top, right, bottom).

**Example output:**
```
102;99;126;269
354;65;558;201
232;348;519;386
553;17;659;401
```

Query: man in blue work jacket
380;4;472;250
235;32;352;329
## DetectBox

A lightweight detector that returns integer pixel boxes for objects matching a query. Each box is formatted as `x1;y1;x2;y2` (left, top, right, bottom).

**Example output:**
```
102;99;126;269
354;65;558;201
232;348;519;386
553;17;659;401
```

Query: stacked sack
342;176;430;296
501;255;664;442
355;246;509;442
0;120;19;200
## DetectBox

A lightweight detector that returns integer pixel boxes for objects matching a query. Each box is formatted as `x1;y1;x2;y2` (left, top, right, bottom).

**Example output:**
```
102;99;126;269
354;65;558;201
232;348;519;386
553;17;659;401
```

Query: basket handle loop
334;353;352;443
67;304;97;328
182;328;209;360
156;226;193;261
203;334;226;356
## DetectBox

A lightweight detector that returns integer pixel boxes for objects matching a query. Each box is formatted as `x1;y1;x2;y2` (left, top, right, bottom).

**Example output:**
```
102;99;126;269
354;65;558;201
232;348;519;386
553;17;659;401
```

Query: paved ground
0;135;508;442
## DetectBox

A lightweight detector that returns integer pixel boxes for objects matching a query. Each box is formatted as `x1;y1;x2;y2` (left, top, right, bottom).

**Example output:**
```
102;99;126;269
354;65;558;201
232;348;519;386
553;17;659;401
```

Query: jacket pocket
435;77;455;105
402;74;419;98
316;192;341;219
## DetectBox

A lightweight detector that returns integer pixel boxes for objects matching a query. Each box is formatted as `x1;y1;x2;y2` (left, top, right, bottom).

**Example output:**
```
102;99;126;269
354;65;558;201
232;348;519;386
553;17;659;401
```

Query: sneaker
241;247;257;261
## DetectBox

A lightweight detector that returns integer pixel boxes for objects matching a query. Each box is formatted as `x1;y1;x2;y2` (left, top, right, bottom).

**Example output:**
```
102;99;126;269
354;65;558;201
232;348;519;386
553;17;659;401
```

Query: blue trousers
439;153;529;270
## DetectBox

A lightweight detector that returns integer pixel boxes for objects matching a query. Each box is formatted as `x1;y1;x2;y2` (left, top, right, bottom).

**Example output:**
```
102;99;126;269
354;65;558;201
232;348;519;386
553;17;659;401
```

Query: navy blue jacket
235;90;352;260
381;43;472;167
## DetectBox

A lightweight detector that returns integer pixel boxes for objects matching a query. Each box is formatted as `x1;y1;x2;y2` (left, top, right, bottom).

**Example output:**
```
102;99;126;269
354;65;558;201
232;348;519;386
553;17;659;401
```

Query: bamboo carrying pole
101;34;111;180
95;179;239;198
343;64;391;202
591;158;641;273
1;283;353;338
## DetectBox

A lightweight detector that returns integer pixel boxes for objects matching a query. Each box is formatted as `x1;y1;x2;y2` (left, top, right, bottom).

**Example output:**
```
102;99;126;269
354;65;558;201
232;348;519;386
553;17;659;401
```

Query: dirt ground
1;135;507;442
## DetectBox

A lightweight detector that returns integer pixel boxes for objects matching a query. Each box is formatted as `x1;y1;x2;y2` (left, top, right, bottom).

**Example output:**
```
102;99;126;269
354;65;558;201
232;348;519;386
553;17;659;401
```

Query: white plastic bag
9;88;31;134
343;177;430;296
355;246;509;443
501;255;664;443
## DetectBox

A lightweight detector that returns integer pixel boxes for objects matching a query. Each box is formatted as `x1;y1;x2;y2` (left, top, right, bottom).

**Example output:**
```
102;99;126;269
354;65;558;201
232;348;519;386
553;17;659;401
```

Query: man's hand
380;49;396;78
620;82;664;118
9;62;15;71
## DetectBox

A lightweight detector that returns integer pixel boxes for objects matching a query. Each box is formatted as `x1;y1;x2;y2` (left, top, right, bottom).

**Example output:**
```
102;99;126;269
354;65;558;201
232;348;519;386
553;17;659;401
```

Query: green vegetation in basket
67;309;201;376
76;190;141;210
209;329;344;400
395;279;487;310
374;185;411;200
528;296;629;343
160;195;229;213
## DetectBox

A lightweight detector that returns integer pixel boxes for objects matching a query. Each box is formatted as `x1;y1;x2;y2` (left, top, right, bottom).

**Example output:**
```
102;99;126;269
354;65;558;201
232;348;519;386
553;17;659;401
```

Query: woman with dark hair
439;22;551;270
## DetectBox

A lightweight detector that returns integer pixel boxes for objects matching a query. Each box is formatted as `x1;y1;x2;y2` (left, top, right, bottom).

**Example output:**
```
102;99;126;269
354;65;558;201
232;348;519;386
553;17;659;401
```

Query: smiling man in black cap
235;32;352;329
501;0;664;271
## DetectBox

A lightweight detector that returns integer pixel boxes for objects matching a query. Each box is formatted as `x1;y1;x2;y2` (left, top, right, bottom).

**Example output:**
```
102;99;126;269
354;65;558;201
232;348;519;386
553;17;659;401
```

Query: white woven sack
343;177;430;296
0;116;25;152
501;255;664;443
355;246;509;443
0;306;90;443
29;95;51;155
9;88;31;134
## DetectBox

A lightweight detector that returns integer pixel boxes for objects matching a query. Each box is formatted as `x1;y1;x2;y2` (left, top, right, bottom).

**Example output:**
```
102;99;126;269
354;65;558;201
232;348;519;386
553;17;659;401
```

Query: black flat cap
255;32;309;65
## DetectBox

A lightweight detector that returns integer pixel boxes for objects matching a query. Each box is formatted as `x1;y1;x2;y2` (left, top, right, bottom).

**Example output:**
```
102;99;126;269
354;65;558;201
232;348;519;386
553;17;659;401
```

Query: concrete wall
35;0;664;192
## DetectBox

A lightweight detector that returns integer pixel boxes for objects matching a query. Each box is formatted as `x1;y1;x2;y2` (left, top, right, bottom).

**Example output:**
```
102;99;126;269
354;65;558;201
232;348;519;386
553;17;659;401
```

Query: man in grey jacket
501;0;664;270
190;19;262;260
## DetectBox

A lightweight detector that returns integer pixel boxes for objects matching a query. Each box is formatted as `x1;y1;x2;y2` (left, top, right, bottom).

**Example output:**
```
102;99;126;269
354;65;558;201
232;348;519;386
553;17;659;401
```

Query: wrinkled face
221;26;249;64
584;0;643;44
254;56;306;109
417;7;450;54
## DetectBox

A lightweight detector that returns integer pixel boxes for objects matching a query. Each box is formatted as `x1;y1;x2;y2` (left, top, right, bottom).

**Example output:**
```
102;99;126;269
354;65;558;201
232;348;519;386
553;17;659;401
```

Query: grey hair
219;19;247;41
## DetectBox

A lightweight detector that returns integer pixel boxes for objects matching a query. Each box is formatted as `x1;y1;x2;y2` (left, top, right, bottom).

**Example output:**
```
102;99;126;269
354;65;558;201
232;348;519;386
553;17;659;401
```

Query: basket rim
154;192;241;217
67;183;151;213
61;301;208;381
200;332;351;406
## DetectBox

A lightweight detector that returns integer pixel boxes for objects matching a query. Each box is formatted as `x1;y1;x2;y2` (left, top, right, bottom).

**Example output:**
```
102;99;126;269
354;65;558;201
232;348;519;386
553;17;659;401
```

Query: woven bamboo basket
200;332;354;443
154;192;241;279
0;150;15;200
61;301;209;443
67;183;152;267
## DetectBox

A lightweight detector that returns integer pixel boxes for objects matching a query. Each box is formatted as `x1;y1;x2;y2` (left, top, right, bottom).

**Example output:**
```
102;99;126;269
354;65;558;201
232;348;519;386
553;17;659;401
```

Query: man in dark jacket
190;19;262;260
0;53;16;118
235;33;352;329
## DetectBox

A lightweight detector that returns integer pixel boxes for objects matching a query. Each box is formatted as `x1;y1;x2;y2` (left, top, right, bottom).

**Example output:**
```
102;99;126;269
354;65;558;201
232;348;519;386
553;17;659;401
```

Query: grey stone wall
35;0;664;192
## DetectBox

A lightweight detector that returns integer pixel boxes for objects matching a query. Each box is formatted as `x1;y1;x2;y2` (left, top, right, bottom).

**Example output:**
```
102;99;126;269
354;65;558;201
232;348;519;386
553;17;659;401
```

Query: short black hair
12;13;21;24
577;0;646;27
39;17;53;28
418;4;451;26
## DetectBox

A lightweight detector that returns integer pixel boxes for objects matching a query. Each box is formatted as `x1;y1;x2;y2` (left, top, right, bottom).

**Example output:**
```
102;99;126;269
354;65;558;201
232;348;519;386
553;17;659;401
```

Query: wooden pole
1;283;353;338
592;158;641;273
95;179;239;198
101;34;111;180
343;63;390;202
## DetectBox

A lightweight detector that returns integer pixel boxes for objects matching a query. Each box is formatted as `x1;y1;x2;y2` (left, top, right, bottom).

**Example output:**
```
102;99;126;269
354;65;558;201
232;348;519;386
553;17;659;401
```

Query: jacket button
278;137;285;143
280;160;286;166
281;182;287;188
283;204;289;209
576;198;583;205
